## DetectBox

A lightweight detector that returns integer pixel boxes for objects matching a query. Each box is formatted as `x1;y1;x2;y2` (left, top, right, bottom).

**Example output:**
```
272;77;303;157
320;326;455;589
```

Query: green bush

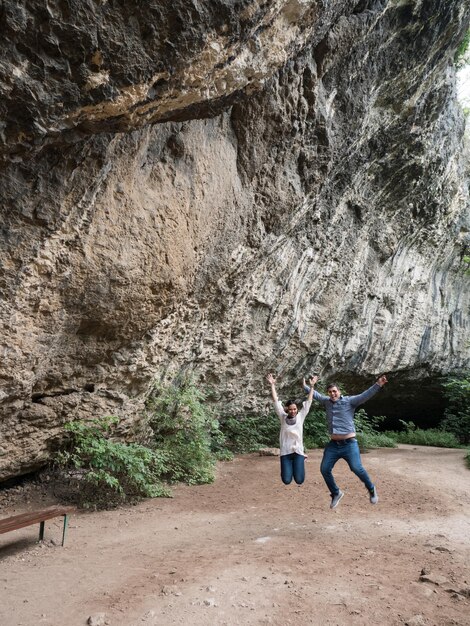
303;405;330;449
384;421;461;448
352;409;395;449
219;413;279;453
55;416;171;508
147;376;223;484
357;431;397;449
442;375;470;445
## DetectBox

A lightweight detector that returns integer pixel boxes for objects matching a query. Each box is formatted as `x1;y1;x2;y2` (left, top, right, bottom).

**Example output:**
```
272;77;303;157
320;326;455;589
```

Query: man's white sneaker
369;486;379;504
330;490;344;509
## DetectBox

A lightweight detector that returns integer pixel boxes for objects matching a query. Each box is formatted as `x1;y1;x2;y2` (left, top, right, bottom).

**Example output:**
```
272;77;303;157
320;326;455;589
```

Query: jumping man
305;375;388;508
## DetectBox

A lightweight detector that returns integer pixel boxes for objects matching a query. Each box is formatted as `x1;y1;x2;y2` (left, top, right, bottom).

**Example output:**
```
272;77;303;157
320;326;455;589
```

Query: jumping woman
267;373;315;485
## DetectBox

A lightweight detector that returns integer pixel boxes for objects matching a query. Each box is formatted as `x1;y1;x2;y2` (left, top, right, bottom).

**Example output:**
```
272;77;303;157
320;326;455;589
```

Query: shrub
303;405;330;449
357;431;397;449
353;409;396;449
146;375;223;484
219;413;279;453
55;416;171;508
384;420;461;448
441;375;470;445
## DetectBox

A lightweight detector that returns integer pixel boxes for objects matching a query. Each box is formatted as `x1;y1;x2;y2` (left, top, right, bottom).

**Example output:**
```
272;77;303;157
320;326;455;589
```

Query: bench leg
38;515;70;546
61;514;69;546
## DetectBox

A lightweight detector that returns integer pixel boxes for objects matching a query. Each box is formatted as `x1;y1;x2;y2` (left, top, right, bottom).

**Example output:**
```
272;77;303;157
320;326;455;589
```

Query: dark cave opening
340;371;450;430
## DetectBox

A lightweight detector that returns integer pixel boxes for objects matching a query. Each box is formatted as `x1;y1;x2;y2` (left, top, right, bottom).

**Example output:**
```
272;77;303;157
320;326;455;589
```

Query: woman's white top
274;399;312;457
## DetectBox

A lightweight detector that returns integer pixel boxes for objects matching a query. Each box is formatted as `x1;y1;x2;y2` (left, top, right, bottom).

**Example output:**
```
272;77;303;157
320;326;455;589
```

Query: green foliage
219;396;330;453
442;375;470;445
384;420;461;448
466;450;470;469
455;29;470;68
354;409;396;449
361;432;397;448
300;381;333;448
464;255;470;275
303;404;330;449
55;416;171;508
219;413;279;453
354;409;386;450
146;376;222;484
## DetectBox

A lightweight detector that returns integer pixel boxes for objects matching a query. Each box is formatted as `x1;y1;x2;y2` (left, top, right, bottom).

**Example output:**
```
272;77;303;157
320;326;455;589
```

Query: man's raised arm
305;375;318;402
350;374;388;407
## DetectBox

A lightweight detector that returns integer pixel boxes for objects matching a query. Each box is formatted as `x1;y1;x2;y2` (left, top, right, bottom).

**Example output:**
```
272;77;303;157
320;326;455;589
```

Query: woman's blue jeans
320;439;374;495
280;452;305;485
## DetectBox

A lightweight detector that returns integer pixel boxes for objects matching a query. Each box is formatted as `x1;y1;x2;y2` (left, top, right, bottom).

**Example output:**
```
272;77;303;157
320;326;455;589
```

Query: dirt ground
0;444;469;626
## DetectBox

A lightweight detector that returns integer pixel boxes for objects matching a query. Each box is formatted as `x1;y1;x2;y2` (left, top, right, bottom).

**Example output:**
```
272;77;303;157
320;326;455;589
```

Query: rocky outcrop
0;0;469;479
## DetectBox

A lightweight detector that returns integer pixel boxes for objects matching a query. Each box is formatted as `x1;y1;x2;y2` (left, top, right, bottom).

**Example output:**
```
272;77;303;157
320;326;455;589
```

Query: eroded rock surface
0;0;469;479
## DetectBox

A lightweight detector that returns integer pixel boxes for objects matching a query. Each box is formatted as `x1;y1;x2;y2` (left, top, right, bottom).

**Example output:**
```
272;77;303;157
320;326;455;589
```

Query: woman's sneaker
330;490;344;509
369;486;378;504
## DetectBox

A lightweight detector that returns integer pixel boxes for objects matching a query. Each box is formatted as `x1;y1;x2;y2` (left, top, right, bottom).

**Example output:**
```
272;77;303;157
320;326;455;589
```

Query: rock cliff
0;0;469;479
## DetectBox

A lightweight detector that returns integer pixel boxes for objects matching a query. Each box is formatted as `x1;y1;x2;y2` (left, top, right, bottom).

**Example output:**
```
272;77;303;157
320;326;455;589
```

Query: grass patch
356;432;396;449
384;428;461;448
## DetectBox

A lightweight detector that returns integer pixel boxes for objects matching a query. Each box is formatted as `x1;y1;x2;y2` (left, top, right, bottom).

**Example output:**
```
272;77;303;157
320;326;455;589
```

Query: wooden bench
0;506;75;547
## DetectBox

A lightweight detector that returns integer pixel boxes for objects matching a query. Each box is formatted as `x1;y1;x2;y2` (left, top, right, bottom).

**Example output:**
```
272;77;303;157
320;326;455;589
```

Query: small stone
141;611;156;621
419;573;449;586
258;448;279;456
87;614;106;626
160;585;181;596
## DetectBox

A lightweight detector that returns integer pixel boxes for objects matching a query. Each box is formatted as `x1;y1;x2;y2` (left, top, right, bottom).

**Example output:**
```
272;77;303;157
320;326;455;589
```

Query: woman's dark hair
284;399;299;409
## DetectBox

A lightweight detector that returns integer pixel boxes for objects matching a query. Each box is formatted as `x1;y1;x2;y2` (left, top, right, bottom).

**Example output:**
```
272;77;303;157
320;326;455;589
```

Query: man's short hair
326;383;340;391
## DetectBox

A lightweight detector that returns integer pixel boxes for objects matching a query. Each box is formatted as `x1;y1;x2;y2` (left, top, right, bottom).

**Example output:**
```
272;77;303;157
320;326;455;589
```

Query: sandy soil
0;444;469;626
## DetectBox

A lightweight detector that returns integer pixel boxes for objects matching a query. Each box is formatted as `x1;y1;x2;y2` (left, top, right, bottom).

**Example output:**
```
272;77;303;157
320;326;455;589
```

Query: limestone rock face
0;0;469;479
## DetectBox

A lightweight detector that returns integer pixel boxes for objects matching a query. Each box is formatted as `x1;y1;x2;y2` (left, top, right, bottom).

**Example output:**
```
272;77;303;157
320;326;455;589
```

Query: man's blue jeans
320;439;374;495
280;453;305;485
